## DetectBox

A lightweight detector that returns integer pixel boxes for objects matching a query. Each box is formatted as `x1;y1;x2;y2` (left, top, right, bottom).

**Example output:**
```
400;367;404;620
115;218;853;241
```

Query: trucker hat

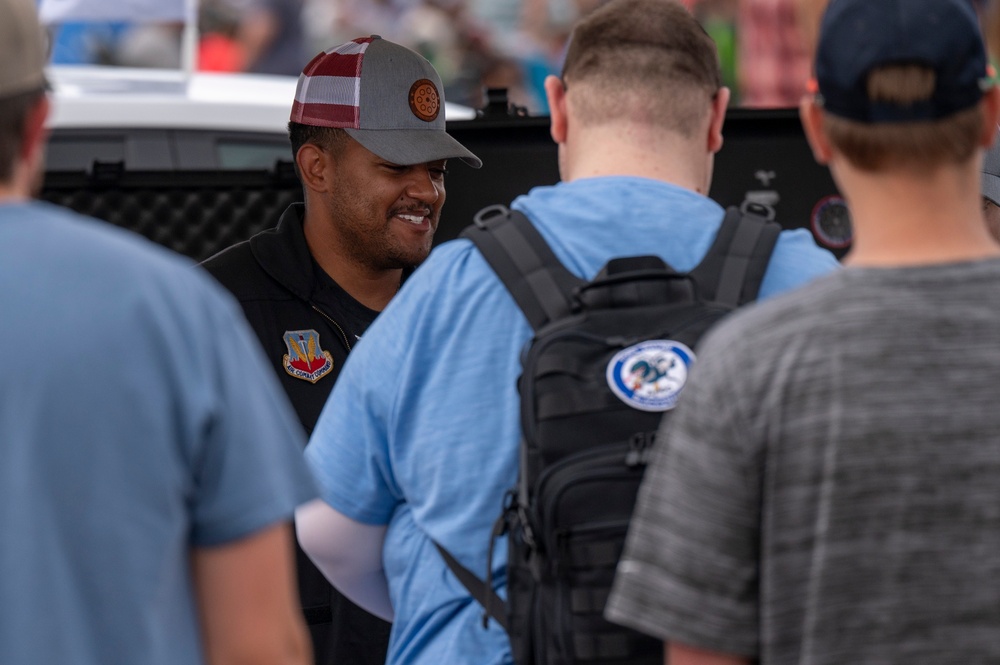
0;0;48;99
983;128;1000;206
289;36;482;168
814;0;991;123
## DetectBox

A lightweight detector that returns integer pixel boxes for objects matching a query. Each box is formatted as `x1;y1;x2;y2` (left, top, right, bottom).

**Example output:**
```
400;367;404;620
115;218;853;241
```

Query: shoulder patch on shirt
606;340;695;412
282;329;334;383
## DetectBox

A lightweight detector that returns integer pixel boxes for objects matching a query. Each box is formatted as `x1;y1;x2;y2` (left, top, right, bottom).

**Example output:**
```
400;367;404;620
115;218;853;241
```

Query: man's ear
21;94;50;165
799;95;833;165
544;75;568;145
979;85;1000;148
296;143;331;194
707;86;730;154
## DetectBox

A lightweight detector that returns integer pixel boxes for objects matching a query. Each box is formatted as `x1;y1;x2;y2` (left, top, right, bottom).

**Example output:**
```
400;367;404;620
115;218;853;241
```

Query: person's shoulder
201;237;254;274
772;227;840;268
198;238;273;296
759;227;840;295
400;236;494;294
708;268;846;353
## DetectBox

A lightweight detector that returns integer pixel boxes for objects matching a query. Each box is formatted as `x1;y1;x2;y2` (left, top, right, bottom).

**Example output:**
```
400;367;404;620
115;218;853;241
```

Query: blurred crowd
42;0;1000;113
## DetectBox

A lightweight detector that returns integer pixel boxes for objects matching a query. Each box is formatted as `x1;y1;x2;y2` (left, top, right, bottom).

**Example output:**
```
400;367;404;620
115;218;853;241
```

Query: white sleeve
295;499;394;621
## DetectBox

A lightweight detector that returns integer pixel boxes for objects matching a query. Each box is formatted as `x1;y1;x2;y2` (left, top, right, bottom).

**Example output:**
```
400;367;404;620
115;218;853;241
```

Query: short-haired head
288;35;480;168
0;0;48;182
813;0;994;172
559;0;721;136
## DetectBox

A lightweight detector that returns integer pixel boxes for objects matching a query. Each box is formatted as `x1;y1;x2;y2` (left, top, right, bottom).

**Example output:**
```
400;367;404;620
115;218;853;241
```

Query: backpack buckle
472;204;511;229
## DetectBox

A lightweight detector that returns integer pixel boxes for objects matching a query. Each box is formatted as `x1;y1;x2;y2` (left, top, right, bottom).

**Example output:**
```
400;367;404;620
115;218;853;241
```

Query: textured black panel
41;109;850;262
41;172;304;262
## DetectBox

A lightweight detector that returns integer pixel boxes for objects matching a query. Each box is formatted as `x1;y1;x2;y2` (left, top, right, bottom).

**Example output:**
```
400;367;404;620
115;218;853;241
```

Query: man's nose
404;167;442;204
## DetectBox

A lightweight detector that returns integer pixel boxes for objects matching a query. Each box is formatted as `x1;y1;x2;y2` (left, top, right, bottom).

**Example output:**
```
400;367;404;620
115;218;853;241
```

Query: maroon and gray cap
290;36;482;168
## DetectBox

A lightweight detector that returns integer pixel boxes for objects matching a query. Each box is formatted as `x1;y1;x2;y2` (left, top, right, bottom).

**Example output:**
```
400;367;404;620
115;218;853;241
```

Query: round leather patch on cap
409;79;440;122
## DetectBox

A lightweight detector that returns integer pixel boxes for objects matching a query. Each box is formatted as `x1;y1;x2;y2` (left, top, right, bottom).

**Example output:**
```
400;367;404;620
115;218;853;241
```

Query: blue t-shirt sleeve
184;280;318;546
758;228;840;300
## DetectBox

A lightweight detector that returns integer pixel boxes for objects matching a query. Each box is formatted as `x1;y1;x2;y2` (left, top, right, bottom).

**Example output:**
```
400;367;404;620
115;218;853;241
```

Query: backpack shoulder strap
432;541;509;631
690;206;781;307
460;205;585;331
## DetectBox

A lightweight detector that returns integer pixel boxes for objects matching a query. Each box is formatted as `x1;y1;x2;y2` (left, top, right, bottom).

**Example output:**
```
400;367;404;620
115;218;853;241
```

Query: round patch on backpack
606;340;695;412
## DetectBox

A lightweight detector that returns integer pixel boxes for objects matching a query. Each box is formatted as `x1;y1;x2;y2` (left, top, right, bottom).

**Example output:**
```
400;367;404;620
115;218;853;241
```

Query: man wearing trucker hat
202;36;481;665
606;0;1000;663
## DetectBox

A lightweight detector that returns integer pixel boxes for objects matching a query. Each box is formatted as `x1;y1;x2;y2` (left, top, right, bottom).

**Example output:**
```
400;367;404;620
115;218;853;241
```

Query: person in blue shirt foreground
296;0;838;663
0;1;317;663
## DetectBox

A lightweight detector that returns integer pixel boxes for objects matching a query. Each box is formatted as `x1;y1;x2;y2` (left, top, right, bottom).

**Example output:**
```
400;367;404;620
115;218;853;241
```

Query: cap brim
983;172;1000;206
344;128;482;169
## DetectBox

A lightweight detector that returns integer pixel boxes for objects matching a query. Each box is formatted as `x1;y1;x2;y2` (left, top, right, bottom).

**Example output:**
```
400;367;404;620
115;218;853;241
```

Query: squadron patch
606;340;695;412
282;329;334;383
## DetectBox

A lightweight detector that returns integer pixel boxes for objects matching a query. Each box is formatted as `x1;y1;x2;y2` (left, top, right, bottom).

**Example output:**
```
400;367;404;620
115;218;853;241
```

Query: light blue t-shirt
0;201;317;665
305;177;839;665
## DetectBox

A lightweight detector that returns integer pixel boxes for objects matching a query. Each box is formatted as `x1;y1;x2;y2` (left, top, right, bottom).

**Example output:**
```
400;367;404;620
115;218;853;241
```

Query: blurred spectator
332;0;415;43
199;0;246;72
684;0;827;107
736;0;810;107
48;21;130;64
983;0;1000;63
398;0;506;108
117;23;182;68
232;0;308;75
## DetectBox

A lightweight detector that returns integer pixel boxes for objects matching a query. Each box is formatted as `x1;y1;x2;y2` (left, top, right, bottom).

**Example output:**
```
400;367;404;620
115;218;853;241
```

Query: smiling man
201;35;481;665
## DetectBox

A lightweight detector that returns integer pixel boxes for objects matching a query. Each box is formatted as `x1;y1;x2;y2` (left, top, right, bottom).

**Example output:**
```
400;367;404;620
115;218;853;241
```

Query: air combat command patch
282;329;334;383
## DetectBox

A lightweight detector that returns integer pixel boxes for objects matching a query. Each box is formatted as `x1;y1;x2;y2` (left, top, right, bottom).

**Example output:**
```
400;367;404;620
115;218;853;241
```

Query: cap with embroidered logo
0;0;47;99
814;0;991;123
290;35;482;168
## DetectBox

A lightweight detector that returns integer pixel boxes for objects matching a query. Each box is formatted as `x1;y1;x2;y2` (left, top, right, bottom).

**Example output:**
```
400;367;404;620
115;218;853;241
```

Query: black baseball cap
815;0;992;123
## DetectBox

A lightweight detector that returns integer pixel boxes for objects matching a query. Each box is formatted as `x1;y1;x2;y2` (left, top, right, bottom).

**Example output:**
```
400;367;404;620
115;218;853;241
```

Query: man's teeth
397;213;426;224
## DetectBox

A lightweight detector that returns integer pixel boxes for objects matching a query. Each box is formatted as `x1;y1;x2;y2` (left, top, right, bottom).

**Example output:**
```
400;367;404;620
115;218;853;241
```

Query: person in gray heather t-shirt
605;1;1000;664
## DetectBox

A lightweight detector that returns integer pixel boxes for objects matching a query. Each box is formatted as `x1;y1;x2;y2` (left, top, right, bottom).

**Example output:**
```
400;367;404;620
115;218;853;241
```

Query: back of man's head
561;0;721;137
814;0;993;173
0;0;48;184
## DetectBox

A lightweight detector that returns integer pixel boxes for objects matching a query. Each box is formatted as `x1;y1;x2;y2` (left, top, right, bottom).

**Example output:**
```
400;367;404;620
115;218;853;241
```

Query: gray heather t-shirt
606;259;1000;664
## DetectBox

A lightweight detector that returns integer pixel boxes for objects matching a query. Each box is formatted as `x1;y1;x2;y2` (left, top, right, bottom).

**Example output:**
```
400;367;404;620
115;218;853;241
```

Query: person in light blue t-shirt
297;1;839;664
0;1;316;664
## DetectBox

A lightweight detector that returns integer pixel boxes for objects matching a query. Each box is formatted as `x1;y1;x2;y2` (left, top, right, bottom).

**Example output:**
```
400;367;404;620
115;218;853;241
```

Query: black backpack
435;204;779;665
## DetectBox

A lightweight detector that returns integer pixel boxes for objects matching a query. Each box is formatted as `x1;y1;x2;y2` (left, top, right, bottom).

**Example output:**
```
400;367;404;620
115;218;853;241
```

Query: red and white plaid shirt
737;0;811;107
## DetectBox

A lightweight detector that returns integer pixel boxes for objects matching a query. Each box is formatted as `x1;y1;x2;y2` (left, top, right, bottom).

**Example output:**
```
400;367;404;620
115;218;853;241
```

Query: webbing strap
561;540;621;569
537;390;623;420
573;632;650;661
533;354;592;380
570;587;611;614
690;207;781;308
432;541;509;631
460;207;585;331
